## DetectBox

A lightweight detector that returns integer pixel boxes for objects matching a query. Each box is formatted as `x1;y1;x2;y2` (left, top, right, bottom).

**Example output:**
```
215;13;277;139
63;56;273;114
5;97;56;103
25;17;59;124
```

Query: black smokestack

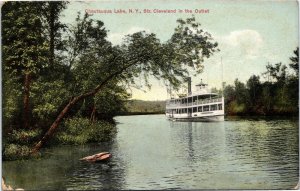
187;77;191;94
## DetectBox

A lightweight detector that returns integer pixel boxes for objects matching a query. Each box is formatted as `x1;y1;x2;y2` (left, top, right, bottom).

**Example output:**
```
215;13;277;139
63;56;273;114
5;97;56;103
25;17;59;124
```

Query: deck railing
166;97;222;107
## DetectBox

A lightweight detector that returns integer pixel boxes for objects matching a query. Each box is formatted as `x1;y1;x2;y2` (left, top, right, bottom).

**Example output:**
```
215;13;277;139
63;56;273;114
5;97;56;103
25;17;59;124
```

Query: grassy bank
3;117;116;161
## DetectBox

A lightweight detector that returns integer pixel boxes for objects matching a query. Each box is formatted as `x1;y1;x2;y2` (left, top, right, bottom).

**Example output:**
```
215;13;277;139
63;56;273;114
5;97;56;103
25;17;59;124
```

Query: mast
221;57;224;97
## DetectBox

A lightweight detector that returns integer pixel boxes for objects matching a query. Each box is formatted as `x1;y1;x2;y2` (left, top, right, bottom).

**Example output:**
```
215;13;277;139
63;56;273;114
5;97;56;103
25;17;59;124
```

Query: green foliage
6;129;42;145
2;1;49;75
93;86;131;117
3;144;32;160
170;16;219;73
263;62;288;83
3;71;23;130
64;12;110;70
115;16;219;90
227;101;246;114
31;80;71;126
56;117;117;145
289;47;299;77
3;128;42;160
223;85;235;102
246;75;262;107
234;79;249;105
41;2;68;54
2;1;53;130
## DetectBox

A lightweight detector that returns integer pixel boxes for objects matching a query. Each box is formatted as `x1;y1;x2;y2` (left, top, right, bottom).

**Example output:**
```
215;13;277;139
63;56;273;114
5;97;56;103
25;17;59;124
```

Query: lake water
3;115;299;190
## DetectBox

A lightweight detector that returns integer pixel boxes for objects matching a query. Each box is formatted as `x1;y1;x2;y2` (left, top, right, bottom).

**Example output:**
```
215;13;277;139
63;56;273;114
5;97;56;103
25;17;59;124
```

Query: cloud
107;27;151;45
217;30;263;59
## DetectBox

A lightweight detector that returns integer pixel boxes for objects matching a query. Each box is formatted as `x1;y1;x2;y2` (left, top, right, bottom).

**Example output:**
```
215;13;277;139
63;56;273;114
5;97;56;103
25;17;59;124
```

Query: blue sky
62;0;298;100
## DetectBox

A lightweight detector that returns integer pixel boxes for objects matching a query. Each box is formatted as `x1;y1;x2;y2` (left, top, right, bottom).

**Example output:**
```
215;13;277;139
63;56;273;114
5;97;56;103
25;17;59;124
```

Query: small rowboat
80;152;112;163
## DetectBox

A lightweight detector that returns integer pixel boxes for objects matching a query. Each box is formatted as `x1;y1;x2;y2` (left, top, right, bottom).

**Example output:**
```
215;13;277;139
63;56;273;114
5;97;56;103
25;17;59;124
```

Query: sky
61;0;299;100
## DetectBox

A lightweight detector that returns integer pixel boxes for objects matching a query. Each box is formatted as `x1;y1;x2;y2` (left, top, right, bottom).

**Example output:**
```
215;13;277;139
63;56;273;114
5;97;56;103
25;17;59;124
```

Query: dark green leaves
2;2;49;75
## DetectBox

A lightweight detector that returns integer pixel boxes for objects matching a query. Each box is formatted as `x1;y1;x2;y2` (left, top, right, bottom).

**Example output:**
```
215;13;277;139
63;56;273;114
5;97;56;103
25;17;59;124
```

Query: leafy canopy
2;2;49;75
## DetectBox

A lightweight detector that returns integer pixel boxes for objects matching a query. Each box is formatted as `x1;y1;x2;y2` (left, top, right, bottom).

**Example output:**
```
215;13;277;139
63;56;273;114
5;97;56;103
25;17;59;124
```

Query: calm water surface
3;115;299;190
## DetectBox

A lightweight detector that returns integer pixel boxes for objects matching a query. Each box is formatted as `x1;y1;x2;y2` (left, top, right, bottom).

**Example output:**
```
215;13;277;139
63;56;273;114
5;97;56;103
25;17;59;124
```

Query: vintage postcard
2;0;299;190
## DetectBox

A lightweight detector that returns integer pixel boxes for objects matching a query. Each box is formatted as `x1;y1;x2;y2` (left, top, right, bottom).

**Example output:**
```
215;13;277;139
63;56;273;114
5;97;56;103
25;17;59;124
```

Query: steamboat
165;78;224;122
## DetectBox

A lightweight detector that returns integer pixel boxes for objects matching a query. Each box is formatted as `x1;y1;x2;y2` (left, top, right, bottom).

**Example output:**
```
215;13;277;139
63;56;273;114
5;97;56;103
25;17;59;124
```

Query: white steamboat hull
167;115;224;122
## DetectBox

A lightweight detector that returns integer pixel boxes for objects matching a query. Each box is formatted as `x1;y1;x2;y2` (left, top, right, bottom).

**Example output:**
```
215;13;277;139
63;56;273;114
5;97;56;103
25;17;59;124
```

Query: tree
261;81;273;114
286;47;299;111
263;62;287;83
289;47;299;77
246;75;261;108
41;2;68;67
234;79;248;106
31;15;219;153
2;2;49;129
223;85;235;114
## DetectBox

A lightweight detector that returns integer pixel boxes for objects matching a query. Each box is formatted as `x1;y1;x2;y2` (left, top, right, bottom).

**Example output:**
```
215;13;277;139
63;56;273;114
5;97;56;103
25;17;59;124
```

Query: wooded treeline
222;48;299;116
123;100;165;114
2;2;219;159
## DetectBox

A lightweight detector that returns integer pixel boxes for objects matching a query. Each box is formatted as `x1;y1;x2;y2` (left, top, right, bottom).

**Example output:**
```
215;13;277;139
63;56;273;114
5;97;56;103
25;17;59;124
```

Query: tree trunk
23;73;31;129
31;61;126;153
31;90;101;153
31;97;78;153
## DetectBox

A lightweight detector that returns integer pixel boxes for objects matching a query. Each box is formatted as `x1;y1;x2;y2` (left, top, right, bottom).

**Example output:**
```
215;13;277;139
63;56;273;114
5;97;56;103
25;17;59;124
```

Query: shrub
56;117;117;145
3;144;31;160
7;129;42;145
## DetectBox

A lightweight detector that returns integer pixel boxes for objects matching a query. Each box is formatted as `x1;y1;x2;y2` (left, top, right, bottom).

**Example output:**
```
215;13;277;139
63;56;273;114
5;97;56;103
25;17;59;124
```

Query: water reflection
169;121;226;162
187;122;194;161
167;120;227;189
224;119;299;189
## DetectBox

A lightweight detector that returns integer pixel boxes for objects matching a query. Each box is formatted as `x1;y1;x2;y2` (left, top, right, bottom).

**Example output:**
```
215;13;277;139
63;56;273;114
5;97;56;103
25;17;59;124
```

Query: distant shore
118;111;164;116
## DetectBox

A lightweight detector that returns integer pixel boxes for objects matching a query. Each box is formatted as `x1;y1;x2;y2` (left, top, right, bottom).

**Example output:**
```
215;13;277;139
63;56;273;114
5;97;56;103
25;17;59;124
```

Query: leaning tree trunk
31;63;127;153
31;95;83;153
23;73;31;129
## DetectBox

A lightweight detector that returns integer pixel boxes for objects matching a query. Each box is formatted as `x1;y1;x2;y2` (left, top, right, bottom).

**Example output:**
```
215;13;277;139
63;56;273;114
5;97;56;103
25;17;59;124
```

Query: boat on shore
165;78;224;122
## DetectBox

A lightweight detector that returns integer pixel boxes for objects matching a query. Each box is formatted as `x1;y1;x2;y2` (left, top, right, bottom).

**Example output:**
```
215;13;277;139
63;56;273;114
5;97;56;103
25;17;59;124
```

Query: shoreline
118;112;299;117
